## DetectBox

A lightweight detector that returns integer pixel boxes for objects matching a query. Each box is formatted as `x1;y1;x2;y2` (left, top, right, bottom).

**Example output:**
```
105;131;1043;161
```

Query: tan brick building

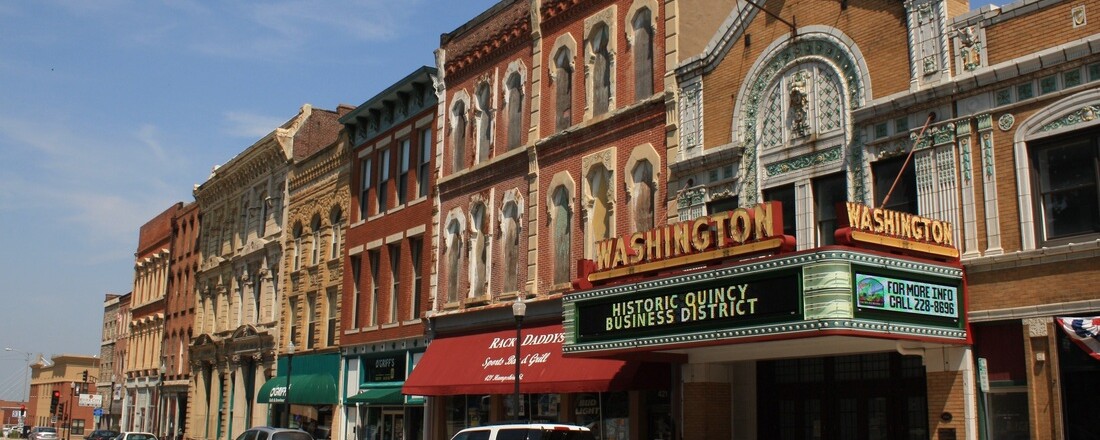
190;104;343;440
124;204;179;434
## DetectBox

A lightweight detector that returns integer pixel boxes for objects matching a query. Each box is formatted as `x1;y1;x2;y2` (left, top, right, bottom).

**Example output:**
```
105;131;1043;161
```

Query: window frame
1029;132;1100;246
398;138;411;205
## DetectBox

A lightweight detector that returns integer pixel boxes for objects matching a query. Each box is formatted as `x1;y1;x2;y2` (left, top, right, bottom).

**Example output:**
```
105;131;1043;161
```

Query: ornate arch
1013;88;1100;249
624;0;659;48
548;33;578;84
731;28;870;203
584;6;619;119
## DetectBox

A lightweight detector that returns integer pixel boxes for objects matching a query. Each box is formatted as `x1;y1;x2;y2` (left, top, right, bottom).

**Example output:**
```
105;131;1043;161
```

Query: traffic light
50;390;60;414
57;402;65;418
82;370;88;382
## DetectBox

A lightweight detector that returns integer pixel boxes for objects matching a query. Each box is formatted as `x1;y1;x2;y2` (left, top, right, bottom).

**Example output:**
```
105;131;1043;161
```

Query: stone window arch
584;7;618;119
503;60;528;150
626;3;657;99
443;208;467;303
549;34;577;131
468;199;491;298
499;188;525;294
731;30;869;203
449;91;471;174
582;149;616;259
1013;88;1100;249
625;143;661;232
546;172;576;286
475;81;494;164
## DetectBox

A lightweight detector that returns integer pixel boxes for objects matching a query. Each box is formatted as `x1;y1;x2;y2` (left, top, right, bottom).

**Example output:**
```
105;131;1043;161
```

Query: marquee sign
575;269;801;342
837;202;959;260
578;202;792;286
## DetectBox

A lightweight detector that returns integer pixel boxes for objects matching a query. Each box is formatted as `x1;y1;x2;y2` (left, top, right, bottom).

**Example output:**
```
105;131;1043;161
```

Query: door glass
867;397;887;440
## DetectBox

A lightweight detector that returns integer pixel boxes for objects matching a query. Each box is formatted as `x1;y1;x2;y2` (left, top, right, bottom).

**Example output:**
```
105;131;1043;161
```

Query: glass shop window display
574;392;629;440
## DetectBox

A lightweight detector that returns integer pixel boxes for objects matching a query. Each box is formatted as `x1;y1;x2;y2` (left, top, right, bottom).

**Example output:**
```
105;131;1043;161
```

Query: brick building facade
338;66;439;440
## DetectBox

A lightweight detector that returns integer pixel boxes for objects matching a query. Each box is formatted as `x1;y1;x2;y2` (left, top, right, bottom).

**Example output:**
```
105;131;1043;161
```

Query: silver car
29;427;58;440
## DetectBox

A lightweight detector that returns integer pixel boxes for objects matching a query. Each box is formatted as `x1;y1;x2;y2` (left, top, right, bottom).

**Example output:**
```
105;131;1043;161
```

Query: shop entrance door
380;410;404;440
758;353;928;440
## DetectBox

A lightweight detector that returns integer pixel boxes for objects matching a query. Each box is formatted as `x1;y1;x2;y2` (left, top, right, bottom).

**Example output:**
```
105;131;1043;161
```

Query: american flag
1057;316;1100;361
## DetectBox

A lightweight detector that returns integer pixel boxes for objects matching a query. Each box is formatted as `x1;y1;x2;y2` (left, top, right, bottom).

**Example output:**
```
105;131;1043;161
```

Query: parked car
28;427;57;440
85;430;119;440
450;424;594;440
233;427;313;440
112;433;157;440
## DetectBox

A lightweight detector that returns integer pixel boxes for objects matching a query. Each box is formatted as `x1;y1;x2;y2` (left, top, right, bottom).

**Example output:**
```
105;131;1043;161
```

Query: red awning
403;322;644;396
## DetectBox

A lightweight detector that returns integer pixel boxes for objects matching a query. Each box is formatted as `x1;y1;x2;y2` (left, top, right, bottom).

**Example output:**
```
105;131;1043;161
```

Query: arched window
500;199;521;293
552;186;572;285
506;73;524;150
555;48;574;131
632;8;654;99
446;218;464;302
590;23;612;116
477;83;493;164
452;101;468;172
311;215;322;265
292;223;303;271
329;207;343;260
631;160;655;232
586;164;613;253
470;203;489;297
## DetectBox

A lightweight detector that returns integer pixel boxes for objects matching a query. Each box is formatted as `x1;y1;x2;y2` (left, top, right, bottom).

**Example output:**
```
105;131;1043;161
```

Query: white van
450;424;594;440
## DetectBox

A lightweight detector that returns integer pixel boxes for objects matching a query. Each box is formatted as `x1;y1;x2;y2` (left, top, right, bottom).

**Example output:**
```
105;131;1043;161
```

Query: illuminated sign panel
575;270;801;342
853;269;961;327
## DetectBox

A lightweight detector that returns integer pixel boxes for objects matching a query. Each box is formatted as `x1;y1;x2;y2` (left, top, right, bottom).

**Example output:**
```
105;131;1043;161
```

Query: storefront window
645;390;673;440
573;392;629;440
446;395;491;439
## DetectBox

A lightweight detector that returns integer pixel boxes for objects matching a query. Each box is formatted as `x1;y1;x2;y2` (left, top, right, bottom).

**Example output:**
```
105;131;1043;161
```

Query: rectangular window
410;237;423;320
312;227;321;265
398;138;411;205
350;255;362;329
813;173;847;246
763;185;797;239
389;244;401;323
418;128;432;198
330;222;341;260
873;156;918;214
360;158;372;220
1032;135;1100;243
306;294;317;349
368;250;380;326
293;236;302;271
326;288;337;346
289;298;299;347
379;150;391;213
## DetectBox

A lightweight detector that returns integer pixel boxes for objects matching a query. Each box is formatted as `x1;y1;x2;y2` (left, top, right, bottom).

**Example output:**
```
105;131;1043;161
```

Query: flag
1056;316;1100;361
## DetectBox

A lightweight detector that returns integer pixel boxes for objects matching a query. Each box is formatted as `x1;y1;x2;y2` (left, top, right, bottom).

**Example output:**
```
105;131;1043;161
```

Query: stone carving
998;113;1015;131
788;70;811;138
958;26;982;72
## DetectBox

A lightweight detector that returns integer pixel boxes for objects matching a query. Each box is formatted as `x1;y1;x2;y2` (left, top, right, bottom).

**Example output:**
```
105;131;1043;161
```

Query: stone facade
123;203;179;434
189;104;343;440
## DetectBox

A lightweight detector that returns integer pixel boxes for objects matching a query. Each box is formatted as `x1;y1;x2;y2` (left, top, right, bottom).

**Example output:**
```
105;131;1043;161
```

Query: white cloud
222;111;286;139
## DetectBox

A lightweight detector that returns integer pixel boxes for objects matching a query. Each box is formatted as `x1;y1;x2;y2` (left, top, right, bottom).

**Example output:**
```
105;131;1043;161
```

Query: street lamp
157;363;166;438
284;341;295;428
512;297;526;420
5;347;32;403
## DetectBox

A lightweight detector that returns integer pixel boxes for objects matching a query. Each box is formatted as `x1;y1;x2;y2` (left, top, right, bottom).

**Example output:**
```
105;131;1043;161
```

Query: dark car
86;430;119;440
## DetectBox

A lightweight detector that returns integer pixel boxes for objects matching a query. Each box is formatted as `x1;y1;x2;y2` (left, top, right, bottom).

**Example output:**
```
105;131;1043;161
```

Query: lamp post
156;363;166;439
5;347;32;403
284;341;295;428
512;298;526;420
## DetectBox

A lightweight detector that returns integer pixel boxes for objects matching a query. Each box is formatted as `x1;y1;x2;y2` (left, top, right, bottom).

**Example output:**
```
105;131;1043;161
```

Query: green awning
347;387;404;405
257;374;338;404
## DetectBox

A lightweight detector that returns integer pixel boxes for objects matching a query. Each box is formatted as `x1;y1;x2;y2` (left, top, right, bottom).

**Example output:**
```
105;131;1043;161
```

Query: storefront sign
855;273;958;319
576;271;801;342
364;354;406;382
592;202;784;272
843;203;953;246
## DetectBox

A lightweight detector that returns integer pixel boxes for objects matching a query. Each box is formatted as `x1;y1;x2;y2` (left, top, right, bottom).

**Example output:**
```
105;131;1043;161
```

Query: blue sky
0;0;495;401
0;0;1016;402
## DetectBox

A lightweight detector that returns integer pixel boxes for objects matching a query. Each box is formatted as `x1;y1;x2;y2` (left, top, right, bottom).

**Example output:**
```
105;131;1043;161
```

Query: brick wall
681;382;731;440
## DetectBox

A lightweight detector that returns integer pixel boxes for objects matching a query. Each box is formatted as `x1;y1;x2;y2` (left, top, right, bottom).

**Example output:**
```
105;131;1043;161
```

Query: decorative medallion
997;113;1015;131
1072;5;1087;28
